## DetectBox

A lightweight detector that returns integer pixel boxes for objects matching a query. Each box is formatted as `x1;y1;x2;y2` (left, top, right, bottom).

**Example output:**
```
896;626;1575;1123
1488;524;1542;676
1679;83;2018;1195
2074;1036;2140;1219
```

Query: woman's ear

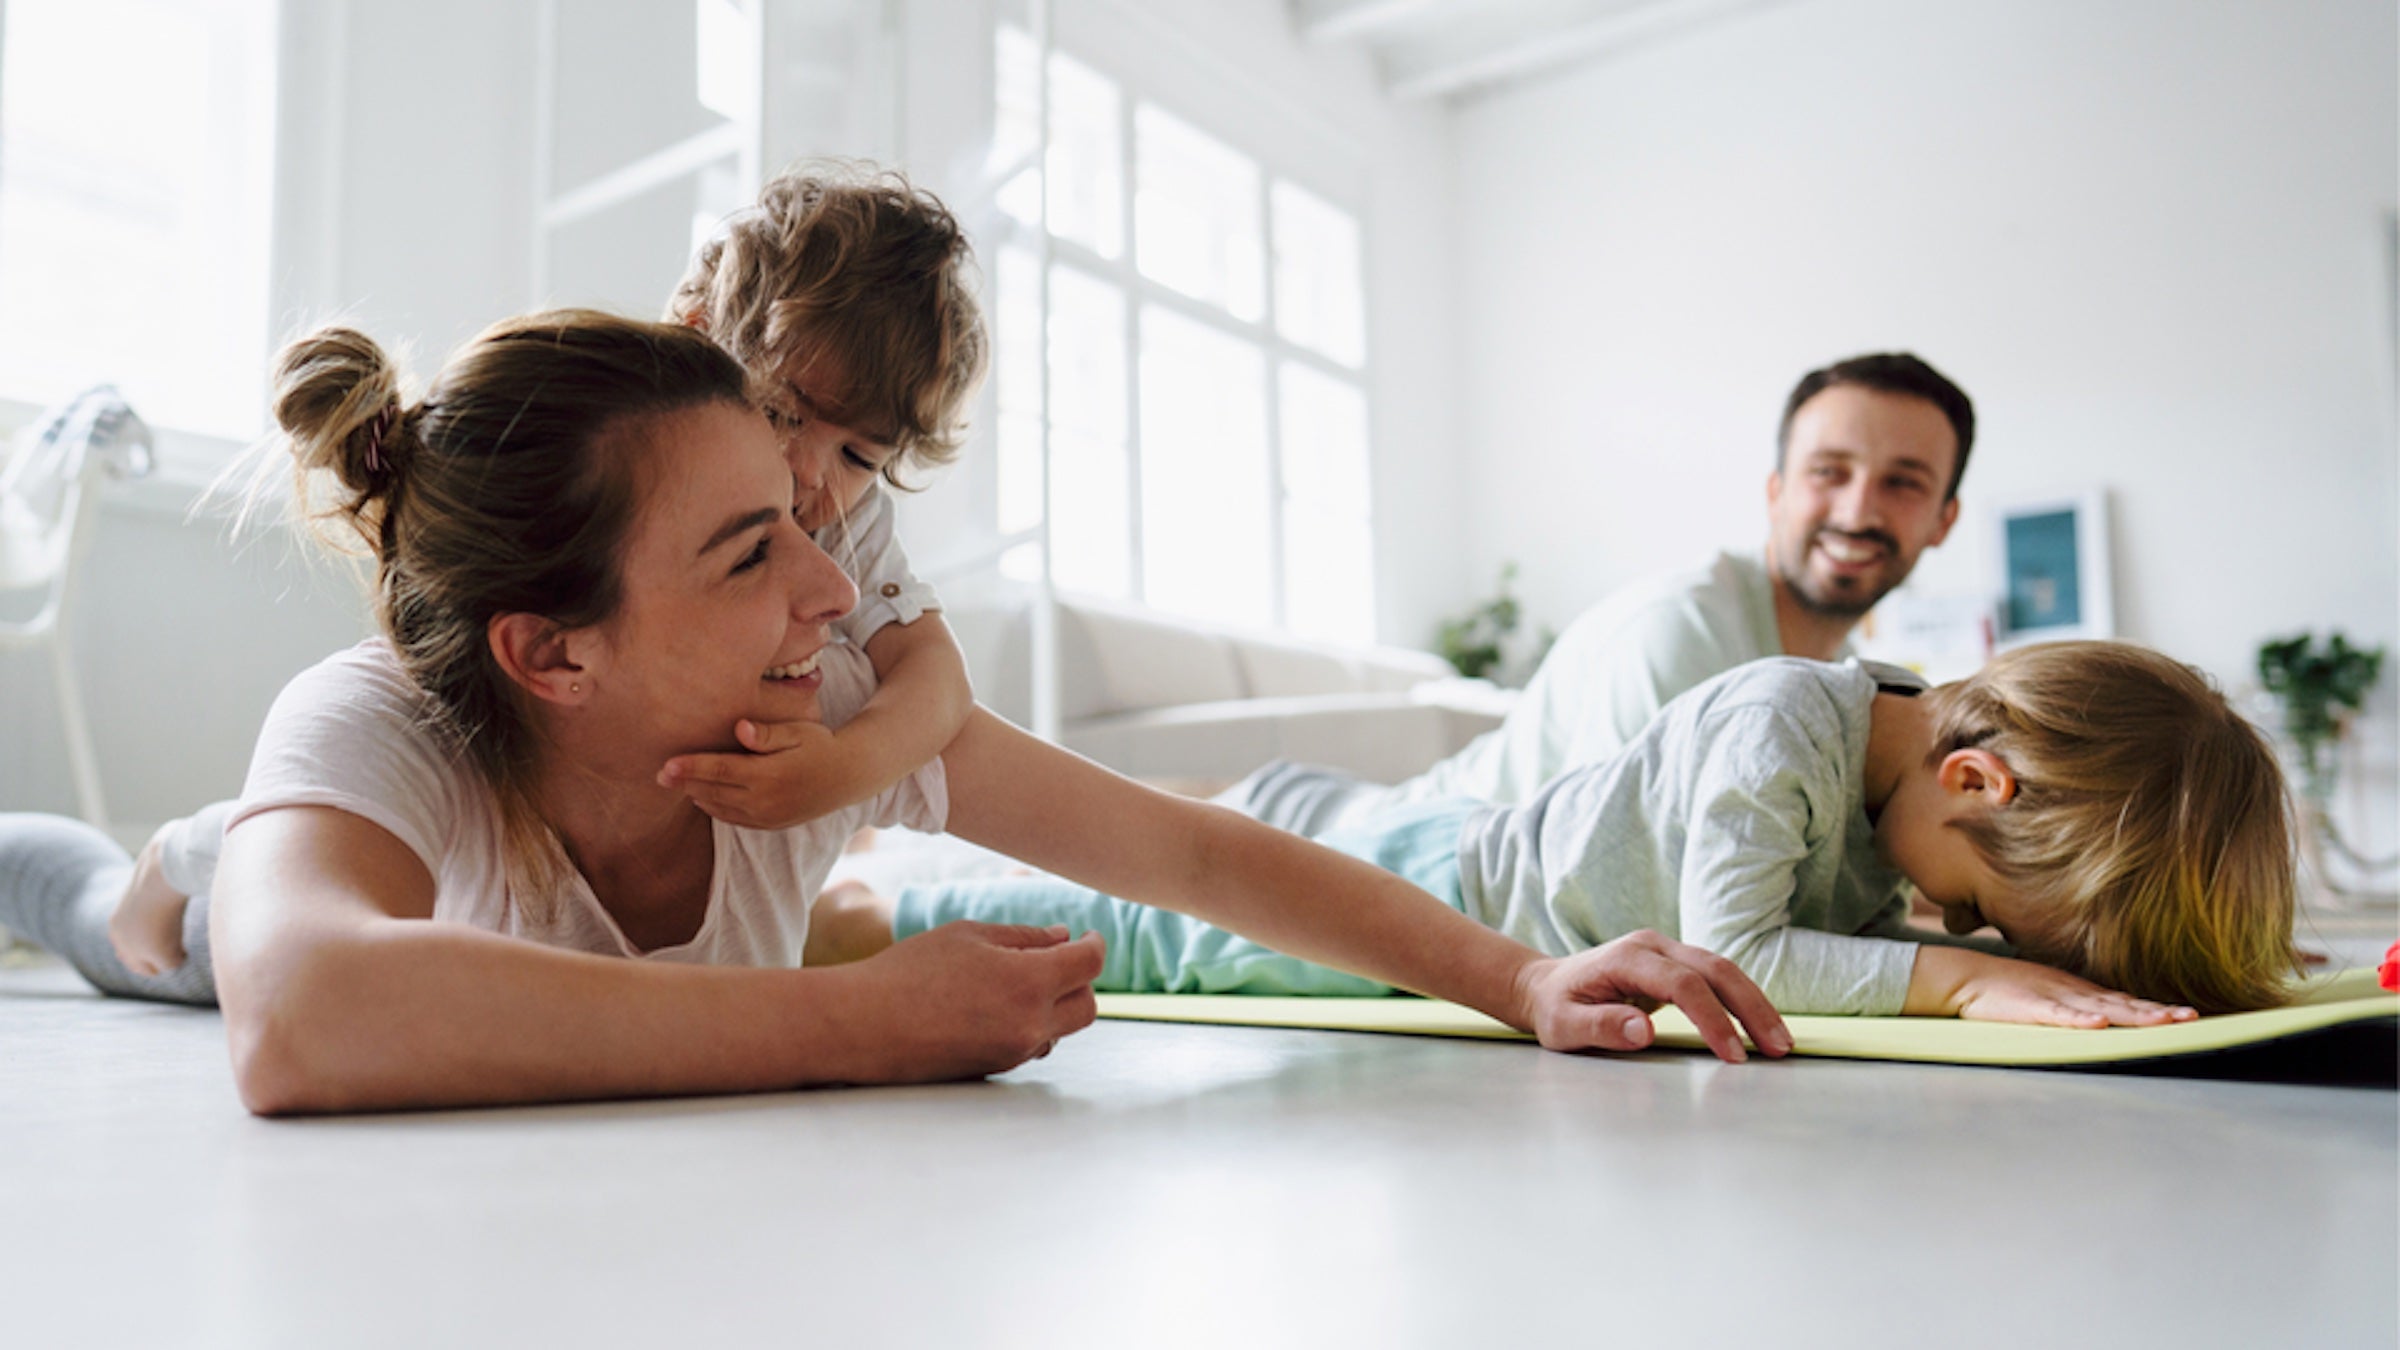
489;612;589;706
1938;747;2018;807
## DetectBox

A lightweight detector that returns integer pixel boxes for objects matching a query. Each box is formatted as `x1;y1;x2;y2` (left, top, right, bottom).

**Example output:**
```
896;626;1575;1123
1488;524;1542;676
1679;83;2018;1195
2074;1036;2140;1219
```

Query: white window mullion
1259;176;1288;630
1117;88;1144;606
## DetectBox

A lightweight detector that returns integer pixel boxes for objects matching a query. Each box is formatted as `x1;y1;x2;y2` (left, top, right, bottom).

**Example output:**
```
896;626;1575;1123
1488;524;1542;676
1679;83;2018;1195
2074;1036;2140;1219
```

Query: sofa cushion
1053;595;1247;721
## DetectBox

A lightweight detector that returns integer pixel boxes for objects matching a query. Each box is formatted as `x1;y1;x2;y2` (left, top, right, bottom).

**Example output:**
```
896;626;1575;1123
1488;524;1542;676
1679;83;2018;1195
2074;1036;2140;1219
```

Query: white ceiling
1291;0;1797;102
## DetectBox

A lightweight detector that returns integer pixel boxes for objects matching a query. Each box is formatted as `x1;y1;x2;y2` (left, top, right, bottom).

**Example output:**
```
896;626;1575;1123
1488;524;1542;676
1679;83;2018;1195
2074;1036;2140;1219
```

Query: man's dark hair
1777;352;1975;501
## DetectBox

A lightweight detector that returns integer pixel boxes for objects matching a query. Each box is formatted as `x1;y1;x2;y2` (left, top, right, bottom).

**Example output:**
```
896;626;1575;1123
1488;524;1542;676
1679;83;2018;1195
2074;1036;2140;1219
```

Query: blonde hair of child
1919;640;2301;1013
668;160;986;485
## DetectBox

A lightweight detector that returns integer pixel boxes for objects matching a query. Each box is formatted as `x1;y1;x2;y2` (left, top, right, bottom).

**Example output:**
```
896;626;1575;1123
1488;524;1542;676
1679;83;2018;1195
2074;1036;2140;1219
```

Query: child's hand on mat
1518;930;1792;1063
1910;948;2196;1028
826;922;1104;1083
659;719;868;829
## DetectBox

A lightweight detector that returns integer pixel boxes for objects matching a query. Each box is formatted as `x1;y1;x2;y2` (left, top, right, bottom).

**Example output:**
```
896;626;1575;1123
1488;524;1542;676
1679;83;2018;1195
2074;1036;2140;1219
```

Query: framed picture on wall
1994;489;2113;646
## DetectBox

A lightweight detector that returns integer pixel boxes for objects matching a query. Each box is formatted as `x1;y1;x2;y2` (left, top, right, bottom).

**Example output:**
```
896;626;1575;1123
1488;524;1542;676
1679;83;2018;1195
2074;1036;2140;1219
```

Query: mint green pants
891;800;1482;996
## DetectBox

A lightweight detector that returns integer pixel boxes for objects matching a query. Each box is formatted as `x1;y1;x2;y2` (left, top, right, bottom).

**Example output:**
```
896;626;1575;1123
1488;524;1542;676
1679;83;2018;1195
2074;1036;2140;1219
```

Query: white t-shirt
1457;658;1918;1015
1392;551;1842;808
229;639;947;967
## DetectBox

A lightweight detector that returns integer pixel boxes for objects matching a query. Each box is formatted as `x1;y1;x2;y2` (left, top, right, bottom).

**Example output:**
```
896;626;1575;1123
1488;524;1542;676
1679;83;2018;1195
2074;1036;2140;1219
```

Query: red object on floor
2380;940;2399;992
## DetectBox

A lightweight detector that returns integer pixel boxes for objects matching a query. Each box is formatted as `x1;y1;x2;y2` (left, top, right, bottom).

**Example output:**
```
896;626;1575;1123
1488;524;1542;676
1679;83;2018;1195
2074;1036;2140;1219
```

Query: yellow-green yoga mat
1096;966;2397;1071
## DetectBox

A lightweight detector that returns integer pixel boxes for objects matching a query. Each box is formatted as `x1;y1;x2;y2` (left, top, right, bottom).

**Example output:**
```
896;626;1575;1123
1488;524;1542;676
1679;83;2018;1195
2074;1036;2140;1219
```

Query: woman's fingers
1537;932;1793;1062
968;921;1077;949
1623;947;1749;1062
1656;936;1791;1056
1552;1001;1655;1053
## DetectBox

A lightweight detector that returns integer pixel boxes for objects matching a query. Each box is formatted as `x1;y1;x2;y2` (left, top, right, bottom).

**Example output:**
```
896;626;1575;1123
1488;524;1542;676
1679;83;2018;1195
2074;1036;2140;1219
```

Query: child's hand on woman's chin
655;717;858;829
1517;930;1794;1064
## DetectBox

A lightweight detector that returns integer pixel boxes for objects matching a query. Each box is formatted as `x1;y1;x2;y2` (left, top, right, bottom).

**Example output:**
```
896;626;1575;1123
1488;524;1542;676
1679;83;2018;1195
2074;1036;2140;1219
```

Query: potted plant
1435;563;1553;685
2256;630;2393;896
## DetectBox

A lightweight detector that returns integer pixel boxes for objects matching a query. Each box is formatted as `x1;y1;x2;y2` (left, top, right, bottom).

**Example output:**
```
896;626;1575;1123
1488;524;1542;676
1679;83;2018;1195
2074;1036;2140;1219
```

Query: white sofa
952;592;1510;788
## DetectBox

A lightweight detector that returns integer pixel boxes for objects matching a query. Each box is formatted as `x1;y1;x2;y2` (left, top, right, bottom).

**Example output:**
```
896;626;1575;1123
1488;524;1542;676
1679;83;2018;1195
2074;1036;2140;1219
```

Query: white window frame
987;2;1378;643
0;0;299;502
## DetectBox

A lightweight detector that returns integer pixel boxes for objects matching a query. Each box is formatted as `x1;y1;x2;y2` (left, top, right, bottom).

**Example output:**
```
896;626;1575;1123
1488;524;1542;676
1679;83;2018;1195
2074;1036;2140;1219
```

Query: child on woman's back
33;162;991;1002
892;641;2301;1023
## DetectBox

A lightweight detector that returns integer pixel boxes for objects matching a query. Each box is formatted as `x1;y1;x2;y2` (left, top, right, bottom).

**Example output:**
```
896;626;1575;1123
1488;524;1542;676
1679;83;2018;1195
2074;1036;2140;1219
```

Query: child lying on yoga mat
867;642;2300;1023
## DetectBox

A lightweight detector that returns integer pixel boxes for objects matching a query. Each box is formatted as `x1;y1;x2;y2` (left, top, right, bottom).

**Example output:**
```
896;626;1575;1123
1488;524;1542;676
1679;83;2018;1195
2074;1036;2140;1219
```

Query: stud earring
570;681;582;694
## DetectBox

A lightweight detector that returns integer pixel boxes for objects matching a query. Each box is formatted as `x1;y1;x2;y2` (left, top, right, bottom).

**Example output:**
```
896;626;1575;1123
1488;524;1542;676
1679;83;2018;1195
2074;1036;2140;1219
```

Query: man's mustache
1814;526;1900;555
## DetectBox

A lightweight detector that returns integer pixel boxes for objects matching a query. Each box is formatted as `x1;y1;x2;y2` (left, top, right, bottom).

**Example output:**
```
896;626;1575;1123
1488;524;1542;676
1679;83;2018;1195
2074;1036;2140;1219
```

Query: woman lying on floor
0;310;1786;1115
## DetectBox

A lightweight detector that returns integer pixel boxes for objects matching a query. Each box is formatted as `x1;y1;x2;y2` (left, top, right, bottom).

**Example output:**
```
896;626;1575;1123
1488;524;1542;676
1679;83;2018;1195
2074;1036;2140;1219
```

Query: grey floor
2;956;2393;1350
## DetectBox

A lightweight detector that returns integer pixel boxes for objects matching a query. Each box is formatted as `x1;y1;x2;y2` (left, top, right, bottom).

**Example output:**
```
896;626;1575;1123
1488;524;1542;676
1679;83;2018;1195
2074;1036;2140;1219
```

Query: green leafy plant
1437;563;1524;681
2257;631;2386;804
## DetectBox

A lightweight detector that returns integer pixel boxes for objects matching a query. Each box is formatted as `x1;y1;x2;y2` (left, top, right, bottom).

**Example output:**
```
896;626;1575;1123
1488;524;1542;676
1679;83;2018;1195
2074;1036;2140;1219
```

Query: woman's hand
824;922;1106;1083
1514;930;1793;1063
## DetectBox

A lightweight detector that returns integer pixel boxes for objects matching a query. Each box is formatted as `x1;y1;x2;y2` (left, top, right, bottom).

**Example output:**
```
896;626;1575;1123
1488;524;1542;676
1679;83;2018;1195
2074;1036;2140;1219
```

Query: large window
0;0;279;443
989;25;1376;644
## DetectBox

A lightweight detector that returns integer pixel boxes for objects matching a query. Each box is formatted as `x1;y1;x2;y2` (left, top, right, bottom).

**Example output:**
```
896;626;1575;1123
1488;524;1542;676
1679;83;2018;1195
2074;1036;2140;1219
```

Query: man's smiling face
1766;384;1962;618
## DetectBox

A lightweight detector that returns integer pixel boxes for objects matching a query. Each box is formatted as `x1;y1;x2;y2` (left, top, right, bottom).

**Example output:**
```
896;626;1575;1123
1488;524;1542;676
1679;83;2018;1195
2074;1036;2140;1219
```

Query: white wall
11;0;2393;864
0;0;539;827
1450;0;2398;850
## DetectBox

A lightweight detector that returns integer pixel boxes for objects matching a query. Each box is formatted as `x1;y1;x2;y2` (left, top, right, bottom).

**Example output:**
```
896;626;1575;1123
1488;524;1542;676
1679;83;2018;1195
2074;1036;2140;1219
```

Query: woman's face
584;401;858;753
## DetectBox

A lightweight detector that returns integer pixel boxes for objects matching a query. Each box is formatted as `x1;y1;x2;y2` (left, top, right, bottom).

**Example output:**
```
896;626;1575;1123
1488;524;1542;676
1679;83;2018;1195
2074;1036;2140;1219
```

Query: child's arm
1680;796;2183;1024
1903;946;2194;1027
660;615;971;829
1673;749;1927;1015
660;482;972;829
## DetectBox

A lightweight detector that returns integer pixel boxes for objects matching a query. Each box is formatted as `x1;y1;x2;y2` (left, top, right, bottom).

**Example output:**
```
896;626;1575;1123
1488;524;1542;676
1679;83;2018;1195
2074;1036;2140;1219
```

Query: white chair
0;386;154;828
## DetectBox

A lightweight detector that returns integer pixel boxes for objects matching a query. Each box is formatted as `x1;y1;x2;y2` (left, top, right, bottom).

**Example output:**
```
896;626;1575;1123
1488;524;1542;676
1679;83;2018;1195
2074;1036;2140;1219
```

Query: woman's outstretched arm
936;709;1790;1061
212;805;1101;1115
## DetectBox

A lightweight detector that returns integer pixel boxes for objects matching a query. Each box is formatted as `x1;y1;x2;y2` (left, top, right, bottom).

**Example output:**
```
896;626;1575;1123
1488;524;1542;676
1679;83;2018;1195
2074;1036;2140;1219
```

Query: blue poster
2005;509;2081;632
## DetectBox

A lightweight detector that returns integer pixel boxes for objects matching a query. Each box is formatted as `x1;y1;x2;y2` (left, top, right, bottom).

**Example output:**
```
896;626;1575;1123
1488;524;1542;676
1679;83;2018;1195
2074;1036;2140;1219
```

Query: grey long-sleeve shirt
1455;658;1928;1016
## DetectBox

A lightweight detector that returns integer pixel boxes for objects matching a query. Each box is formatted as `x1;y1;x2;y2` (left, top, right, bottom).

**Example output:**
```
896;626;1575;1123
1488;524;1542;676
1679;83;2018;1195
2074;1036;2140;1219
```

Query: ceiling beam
1292;0;1459;44
1377;0;1792;102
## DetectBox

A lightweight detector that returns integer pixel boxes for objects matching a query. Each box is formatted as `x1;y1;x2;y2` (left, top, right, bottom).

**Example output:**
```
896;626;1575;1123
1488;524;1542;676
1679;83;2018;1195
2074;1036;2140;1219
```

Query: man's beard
1777;528;1903;619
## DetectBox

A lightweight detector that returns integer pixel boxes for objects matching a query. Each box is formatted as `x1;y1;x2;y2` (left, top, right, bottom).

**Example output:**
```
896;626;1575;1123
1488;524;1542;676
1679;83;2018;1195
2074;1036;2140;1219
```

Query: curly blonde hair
669;160;986;486
1920;641;2301;1013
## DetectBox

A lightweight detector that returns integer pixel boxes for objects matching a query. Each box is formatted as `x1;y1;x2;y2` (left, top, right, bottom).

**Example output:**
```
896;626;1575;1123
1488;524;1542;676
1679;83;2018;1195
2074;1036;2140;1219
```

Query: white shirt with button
812;484;941;648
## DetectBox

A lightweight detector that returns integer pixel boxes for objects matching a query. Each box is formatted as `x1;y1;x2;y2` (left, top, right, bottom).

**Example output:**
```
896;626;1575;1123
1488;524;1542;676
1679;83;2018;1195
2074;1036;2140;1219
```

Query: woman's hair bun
271;326;408;494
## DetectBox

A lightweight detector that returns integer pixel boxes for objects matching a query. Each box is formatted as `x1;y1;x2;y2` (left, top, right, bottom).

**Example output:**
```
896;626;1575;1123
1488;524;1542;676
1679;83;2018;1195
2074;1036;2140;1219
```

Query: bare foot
107;829;190;977
803;879;898;966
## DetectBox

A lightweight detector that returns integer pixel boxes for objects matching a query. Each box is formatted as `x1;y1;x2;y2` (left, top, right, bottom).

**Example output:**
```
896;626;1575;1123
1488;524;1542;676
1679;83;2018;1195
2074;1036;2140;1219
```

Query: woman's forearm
213;803;1094;1115
222;917;870;1114
1176;804;1543;1026
938;709;1543;1031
